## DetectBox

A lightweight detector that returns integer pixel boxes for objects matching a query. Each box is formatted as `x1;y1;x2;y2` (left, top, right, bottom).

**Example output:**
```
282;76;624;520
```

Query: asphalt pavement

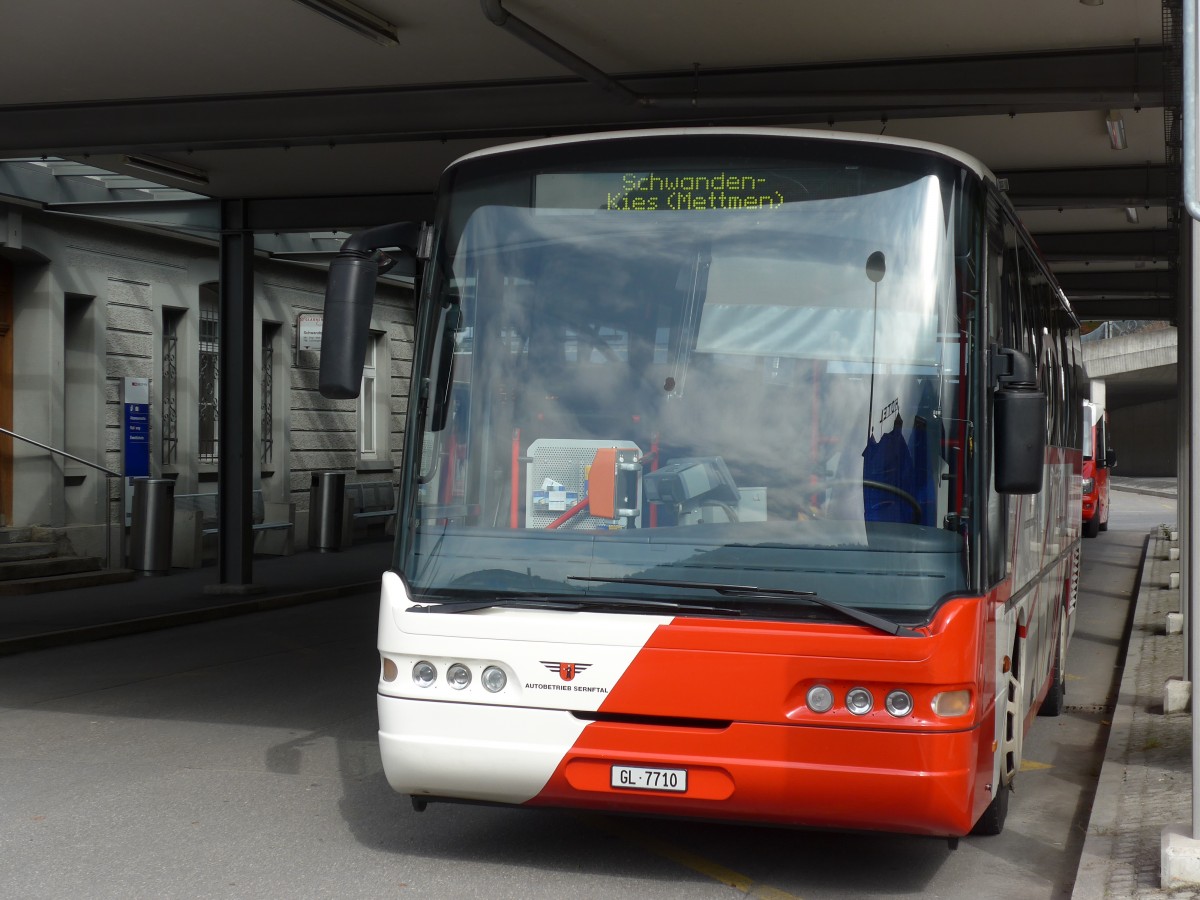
0;481;1192;896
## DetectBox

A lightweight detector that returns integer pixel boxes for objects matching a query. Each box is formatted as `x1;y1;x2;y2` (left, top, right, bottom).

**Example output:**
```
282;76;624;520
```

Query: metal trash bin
129;477;175;574
308;471;346;552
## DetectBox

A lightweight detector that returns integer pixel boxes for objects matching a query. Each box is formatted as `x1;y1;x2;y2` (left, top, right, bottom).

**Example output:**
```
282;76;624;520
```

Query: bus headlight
412;660;437;688
446;663;472;690
845;687;874;715
1082;477;1095;495
482;665;508;693
885;690;914;717
806;684;834;713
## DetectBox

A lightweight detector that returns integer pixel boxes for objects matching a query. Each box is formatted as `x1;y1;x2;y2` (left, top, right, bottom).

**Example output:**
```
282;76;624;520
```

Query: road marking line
1020;759;1053;772
580;815;802;899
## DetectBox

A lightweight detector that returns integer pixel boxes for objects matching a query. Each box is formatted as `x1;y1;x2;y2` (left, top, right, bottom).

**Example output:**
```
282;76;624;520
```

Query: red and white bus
319;128;1084;840
1082;399;1115;537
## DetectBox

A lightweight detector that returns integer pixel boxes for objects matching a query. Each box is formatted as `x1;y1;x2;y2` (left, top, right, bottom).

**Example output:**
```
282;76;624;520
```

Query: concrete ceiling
0;0;1182;322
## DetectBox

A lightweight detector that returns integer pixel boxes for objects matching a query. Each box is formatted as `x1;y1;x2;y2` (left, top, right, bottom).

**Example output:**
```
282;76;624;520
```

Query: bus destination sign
607;171;787;212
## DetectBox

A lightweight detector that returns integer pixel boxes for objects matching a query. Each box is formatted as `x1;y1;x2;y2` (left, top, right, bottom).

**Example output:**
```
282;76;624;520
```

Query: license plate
611;765;688;793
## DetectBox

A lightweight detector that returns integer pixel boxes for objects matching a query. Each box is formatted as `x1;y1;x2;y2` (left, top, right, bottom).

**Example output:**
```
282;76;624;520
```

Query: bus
1082;398;1115;538
319;128;1084;840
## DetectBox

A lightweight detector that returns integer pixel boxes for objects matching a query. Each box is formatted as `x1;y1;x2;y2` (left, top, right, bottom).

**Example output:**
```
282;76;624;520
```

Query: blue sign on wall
123;377;150;479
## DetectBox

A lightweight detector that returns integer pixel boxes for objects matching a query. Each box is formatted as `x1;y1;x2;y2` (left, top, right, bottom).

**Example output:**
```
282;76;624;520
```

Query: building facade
0;199;413;563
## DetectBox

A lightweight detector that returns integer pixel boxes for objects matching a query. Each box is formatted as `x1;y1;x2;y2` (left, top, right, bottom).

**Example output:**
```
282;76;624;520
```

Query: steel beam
242;194;435;232
1033;229;1179;262
1068;297;1177;320
1001;165;1177;210
42;194;436;233
1057;269;1177;296
0;46;1164;157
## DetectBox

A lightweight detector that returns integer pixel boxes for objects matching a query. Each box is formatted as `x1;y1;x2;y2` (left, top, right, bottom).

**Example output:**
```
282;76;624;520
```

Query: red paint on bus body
527;597;1006;836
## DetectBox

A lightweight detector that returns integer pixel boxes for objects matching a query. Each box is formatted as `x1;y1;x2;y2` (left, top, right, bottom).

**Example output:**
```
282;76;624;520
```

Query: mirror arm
340;221;421;257
992;346;1037;390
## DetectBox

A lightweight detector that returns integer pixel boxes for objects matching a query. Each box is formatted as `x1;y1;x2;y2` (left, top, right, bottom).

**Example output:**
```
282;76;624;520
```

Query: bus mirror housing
1103;448;1117;470
320;254;380;399
992;347;1046;494
319;222;421;400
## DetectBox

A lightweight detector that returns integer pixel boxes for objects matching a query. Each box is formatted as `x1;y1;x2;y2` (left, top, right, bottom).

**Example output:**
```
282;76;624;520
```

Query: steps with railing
0;427;133;593
0;527;133;595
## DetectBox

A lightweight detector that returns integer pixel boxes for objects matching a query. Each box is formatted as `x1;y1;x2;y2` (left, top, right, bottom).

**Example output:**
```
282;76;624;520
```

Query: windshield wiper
567;575;924;638
411;595;744;617
412;597;583;614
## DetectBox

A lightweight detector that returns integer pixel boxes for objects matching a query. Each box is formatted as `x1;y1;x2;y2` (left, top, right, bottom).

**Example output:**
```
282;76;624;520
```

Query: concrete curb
1071;531;1153;899
1111;485;1178;499
0;580;379;657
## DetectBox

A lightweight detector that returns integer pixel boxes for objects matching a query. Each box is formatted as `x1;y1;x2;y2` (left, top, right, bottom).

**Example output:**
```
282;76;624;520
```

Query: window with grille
199;291;219;464
162;309;182;466
261;323;278;466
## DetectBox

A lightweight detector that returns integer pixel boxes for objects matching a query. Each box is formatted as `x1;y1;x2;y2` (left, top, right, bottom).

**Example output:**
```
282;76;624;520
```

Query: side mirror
993;347;1046;494
319;222;420;400
319;254;381;399
1104;448;1117;470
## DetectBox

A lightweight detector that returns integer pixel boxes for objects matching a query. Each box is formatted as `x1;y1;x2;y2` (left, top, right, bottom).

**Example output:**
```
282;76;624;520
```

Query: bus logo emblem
542;661;591;681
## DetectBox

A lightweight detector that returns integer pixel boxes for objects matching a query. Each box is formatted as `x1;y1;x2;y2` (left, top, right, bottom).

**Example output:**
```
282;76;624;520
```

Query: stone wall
2;202;414;543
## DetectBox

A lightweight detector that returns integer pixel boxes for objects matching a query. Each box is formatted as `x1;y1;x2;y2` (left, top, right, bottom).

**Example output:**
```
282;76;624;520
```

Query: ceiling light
292;0;399;46
1105;110;1127;150
122;155;209;187
1079;0;1103;5
1125;207;1139;224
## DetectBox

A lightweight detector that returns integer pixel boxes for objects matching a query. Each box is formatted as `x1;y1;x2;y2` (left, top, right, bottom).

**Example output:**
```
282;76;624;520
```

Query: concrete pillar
11;263;63;526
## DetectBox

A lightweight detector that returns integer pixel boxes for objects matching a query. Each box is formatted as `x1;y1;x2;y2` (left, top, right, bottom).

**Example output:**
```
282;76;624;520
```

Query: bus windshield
405;140;976;615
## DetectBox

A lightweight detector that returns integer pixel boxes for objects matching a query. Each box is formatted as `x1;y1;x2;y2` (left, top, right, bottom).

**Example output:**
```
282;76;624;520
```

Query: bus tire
1083;514;1100;538
1039;610;1067;717
970;781;1010;836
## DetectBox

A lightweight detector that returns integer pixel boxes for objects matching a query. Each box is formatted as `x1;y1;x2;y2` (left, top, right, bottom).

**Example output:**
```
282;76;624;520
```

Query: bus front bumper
379;694;988;837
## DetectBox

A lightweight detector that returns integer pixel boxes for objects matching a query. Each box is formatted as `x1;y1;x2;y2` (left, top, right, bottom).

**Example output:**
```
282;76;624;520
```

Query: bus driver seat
862;414;917;524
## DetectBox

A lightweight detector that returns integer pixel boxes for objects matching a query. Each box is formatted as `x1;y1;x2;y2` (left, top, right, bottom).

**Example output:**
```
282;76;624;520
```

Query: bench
345;480;397;532
171;489;294;568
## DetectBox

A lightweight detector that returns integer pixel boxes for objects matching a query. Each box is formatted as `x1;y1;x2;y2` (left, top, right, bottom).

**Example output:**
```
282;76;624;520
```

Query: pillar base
1163;825;1200;888
203;582;266;596
1164;677;1192;714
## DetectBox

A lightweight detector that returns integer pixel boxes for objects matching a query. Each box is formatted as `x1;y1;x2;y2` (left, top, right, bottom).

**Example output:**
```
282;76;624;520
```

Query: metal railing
0;426;123;569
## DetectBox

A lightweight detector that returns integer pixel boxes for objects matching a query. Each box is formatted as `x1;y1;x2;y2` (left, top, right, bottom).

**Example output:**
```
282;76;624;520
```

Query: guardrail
0;426;123;569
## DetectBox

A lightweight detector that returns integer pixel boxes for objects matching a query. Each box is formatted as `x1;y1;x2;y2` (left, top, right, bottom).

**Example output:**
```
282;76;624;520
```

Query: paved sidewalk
0;537;393;655
1073;491;1196;897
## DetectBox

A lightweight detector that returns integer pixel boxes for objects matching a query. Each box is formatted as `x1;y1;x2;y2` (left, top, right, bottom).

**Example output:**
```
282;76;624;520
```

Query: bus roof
447;126;996;184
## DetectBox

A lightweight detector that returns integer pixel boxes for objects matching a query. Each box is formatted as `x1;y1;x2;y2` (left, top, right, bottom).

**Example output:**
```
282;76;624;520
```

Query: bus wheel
1039;610;1067;717
970;780;1010;836
1083;514;1100;538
